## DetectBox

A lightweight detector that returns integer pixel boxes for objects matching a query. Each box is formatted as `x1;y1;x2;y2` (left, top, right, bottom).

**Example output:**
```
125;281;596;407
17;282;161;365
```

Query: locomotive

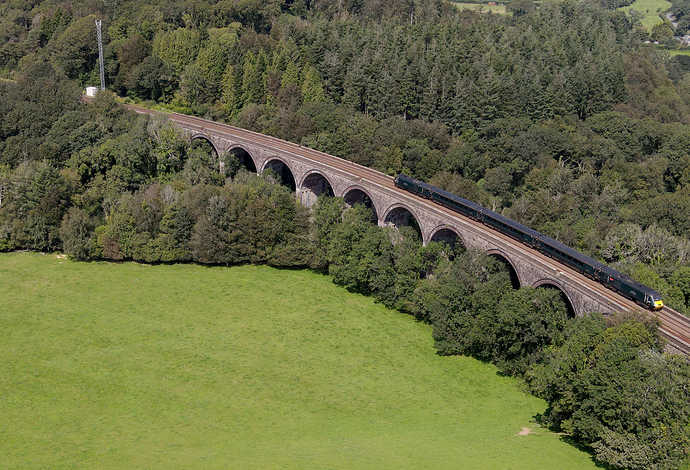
394;174;664;310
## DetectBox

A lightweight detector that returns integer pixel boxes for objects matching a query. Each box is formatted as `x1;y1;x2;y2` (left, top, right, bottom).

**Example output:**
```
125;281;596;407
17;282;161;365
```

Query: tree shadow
531;411;616;470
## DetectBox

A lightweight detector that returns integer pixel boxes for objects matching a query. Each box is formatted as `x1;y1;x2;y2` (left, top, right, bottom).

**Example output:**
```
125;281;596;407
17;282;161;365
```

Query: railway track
658;307;690;353
124;104;690;356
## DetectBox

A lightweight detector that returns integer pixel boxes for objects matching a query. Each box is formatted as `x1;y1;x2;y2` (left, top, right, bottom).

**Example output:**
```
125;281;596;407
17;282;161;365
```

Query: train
394;174;664;311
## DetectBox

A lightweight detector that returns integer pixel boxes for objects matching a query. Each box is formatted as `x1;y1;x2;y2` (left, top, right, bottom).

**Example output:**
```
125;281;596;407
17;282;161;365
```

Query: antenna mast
95;19;105;90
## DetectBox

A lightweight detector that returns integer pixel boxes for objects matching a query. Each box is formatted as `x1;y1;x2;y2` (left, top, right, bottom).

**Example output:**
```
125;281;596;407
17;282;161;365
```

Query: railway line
124;104;690;356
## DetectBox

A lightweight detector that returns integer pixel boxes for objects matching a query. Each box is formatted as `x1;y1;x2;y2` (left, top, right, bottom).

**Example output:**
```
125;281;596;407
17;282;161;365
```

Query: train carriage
535;235;604;279
479;209;541;246
393;174;664;310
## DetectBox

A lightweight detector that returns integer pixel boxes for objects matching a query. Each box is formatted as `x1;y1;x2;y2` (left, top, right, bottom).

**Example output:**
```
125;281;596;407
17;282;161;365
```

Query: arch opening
487;252;521;290
533;281;576;319
343;188;378;223
383;206;422;241
227;147;257;174
263;158;296;191
300;172;334;208
429;227;466;256
190;136;219;159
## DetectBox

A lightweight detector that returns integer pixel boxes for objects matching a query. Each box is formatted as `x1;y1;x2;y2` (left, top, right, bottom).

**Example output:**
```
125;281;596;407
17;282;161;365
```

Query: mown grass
619;0;672;31
0;252;600;469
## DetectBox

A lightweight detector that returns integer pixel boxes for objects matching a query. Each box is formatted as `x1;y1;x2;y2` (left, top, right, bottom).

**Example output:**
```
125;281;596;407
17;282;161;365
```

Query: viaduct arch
381;203;422;239
342;186;379;222
533;279;577;318
262;157;296;190
487;249;522;290
189;132;220;156
299;171;334;207
227;145;257;173
428;225;466;251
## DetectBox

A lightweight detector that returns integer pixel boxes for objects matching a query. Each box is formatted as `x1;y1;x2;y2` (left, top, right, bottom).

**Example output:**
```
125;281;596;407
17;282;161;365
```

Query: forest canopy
1;0;689;314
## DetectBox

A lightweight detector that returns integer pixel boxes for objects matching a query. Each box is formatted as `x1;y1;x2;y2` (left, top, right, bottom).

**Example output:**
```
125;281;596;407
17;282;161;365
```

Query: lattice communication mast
95;19;105;90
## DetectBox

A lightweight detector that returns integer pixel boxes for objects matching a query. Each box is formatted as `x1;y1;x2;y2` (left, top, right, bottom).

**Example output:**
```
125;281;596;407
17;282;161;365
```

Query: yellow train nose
654;300;664;309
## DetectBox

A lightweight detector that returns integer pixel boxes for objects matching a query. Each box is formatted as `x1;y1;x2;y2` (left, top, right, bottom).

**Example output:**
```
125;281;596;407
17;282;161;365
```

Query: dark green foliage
181;142;224;186
634;191;690;237
670;267;690;308
47;15;99;79
327;204;388;294
597;0;635;8
527;313;690;470
2;161;71;251
45;110;91;159
84;172;313;266
311;195;346;270
415;249;512;354
129;56;177;101
0;62;81;166
155;202;194;261
415;250;569;375
506;0;535;17
3;0;685;310
669;0;690;37
312;198;425;310
491;288;569;375
59;207;95;260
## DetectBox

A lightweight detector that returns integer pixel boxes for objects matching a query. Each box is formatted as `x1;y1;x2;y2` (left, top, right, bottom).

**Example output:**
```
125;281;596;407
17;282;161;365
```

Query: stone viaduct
127;106;659;321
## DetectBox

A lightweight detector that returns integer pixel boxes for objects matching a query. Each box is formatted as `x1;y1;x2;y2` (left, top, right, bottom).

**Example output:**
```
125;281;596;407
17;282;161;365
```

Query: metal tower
95;19;105;90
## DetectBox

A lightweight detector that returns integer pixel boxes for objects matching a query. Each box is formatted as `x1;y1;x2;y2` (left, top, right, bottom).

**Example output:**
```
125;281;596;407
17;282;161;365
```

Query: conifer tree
301;65;326;104
281;60;301;89
221;63;239;115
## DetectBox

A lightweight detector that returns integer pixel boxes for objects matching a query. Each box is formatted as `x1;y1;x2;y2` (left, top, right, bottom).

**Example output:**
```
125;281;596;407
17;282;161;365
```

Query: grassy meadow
0;252;601;469
619;0;672;31
451;2;506;13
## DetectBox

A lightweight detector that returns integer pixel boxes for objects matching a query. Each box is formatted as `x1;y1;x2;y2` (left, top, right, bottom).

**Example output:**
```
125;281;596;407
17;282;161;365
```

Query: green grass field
0;252;600;469
451;2;506;13
619;0;672;31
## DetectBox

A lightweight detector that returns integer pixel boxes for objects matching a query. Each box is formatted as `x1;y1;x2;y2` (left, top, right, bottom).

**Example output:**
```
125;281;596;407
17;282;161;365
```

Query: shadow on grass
532;411;615;470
